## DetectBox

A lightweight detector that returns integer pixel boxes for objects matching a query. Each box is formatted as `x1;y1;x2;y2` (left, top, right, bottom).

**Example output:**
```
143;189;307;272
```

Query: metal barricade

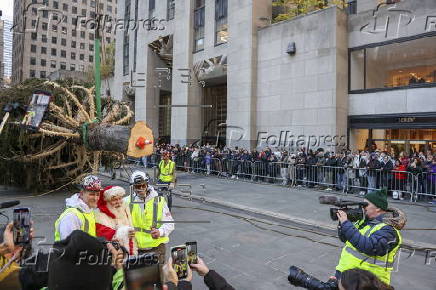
413;172;436;201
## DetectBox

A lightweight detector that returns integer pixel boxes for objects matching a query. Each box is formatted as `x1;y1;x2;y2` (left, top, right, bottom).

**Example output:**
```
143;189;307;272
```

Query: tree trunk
88;123;130;152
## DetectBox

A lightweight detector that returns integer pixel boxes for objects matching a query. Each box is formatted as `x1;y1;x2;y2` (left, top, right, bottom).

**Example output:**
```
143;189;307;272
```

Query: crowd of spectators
147;143;436;201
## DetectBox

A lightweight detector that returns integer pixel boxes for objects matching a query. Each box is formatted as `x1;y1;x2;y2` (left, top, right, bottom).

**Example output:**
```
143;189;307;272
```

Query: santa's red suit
95;186;137;255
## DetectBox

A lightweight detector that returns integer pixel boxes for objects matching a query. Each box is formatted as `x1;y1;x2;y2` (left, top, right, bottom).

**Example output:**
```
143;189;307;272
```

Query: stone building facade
114;0;436;153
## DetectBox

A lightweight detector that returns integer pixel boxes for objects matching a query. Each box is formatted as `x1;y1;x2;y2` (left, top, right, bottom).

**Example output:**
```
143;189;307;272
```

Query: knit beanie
365;188;388;210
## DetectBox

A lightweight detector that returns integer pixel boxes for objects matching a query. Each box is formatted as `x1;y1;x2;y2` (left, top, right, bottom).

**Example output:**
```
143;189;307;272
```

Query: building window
30;70;36;77
63;16;68;23
347;0;357;15
53;1;59;9
31;20;37;28
89;44;94;51
42;34;48;43
31;45;37;53
81;31;86;38
61;50;66;58
80;54;85;60
123;0;131;75
167;0;175;20
61;26;67;34
63;3;68;11
42;22;48;31
31;32;38;40
71;52;76;60
89;33;94;40
52;36;57;44
41;47;47;54
82;0;87;4
81;9;87;16
107;5;112;12
70;64;76;71
193;0;205;52
72;6;77;14
51;60;57;68
91;0;96;7
40;71;47;78
61;38;67;46
72;29;77;37
51;48;57;56
80;43;85;49
215;0;228;45
72;41;77;48
42;10;49;18
89;55;94;62
349;35;436;93
41;59;46;67
149;0;155;19
32;8;38;15
30;57;36;65
60;62;66;70
79;65;85;71
52;25;58;32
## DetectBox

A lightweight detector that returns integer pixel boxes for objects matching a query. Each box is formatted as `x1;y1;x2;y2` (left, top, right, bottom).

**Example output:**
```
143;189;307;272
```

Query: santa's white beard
107;203;131;227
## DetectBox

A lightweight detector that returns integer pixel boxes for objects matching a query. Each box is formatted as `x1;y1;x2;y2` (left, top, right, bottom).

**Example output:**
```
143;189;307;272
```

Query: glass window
89;55;94;62
60;62;66;70
193;0;205;52
167;0;175;20
31;45;37;53
41;59;46;67
42;22;48;30
41;47;47;54
123;0;131;76
61;38;66;46
81;31;86;38
215;0;228;45
31;32;38;40
79;64;85;71
51;48;57;56
71;52;76;60
51;60;56;68
61;50;66;58
80;54;85;60
42;34;48;43
72;41;77;48
80;43;85;49
30;57;36;65
30;70;36;78
53;1;59;9
72;6;77;14
72;29;77;37
52;36;57;44
63;3;68;11
70;64;76;71
40;71;46;78
350;35;436;92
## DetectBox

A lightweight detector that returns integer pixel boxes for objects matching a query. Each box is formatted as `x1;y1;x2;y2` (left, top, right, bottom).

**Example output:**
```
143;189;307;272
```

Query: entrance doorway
158;91;171;144
202;85;227;147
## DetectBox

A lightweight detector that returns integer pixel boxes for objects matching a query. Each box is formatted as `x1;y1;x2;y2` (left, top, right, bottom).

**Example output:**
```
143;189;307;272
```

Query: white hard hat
130;170;149;185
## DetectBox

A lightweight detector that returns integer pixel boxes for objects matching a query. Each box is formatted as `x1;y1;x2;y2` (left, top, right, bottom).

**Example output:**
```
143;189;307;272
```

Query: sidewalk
102;166;436;249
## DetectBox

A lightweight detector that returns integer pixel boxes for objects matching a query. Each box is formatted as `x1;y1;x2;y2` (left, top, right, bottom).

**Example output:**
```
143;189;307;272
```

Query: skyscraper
12;0;117;84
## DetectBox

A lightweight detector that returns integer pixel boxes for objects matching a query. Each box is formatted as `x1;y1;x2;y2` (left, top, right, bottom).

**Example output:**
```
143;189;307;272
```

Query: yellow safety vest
159;160;175;182
336;220;402;285
128;196;169;249
54;207;96;241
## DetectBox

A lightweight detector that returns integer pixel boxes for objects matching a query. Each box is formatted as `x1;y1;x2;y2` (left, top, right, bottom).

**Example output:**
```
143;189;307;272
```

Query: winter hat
48;231;113;290
365;188;388;211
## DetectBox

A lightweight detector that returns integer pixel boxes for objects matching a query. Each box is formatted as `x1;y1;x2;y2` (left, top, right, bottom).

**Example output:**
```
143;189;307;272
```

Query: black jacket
204;270;235;290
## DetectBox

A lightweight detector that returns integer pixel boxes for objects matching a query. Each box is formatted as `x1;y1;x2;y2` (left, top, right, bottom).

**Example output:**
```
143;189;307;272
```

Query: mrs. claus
95;186;137;255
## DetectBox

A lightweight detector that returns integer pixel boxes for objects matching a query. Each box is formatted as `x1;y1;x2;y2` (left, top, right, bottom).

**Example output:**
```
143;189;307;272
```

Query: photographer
334;189;402;286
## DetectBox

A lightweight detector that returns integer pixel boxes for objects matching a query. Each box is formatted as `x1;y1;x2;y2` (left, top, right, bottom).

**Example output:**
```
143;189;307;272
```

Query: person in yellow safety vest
158;152;175;184
54;175;102;241
125;170;174;262
334;189;404;286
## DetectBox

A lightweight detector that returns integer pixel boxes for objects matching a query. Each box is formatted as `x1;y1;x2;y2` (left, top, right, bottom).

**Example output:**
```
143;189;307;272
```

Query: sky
1;0;14;21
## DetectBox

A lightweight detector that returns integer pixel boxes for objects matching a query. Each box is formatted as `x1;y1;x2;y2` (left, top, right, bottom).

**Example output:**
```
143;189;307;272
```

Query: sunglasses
134;184;147;189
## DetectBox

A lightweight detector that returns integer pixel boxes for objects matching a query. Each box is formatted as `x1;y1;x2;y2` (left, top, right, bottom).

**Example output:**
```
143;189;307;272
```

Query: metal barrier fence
145;153;435;202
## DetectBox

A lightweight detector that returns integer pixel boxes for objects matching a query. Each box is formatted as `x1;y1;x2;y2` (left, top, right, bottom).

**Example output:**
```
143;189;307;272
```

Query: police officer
125;170;174;261
334;189;403;286
54;175;102;241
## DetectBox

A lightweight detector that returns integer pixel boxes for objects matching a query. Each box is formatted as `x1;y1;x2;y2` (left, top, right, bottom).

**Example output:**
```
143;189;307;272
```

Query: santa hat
97;186;125;219
102;186;125;201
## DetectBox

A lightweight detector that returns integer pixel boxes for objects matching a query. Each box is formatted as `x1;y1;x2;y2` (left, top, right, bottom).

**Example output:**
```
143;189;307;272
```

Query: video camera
288;266;338;290
319;195;368;223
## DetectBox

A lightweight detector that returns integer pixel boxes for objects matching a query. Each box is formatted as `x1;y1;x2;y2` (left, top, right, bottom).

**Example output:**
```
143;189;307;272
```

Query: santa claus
95;186;137;255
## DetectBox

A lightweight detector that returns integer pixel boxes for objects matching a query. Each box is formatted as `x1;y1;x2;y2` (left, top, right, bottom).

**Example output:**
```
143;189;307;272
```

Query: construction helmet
130;170;149;185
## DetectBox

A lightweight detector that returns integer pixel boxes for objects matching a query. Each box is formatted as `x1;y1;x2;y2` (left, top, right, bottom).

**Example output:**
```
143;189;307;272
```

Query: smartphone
186;241;198;265
171;245;188;279
13;208;31;245
124;254;161;290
